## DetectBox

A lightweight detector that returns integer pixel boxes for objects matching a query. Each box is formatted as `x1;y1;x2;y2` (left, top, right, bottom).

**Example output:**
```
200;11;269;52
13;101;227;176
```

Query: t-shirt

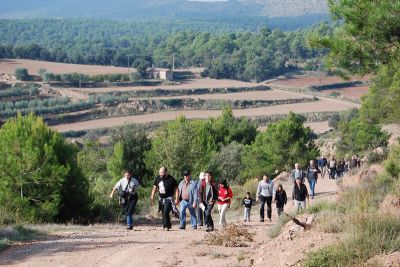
242;197;253;208
154;175;178;198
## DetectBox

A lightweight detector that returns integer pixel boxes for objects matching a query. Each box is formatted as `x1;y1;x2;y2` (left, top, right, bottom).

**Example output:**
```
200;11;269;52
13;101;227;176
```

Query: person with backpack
109;170;140;230
256;175;275;222
242;192;254;222
150;167;179;231
306;160;320;199
217;179;233;227
178;170;198;230
291;163;306;184
274;184;287;216
199;171;218;232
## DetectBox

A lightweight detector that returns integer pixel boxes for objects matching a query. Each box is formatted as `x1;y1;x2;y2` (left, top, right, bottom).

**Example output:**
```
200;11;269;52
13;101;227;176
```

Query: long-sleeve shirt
292;184;309;201
256;180;275;198
217;187;233;205
113;177;139;194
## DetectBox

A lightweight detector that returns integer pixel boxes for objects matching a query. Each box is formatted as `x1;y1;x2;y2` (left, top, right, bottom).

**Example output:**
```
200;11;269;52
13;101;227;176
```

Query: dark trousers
276;203;284;216
204;203;214;228
329;168;336;179
197;205;204;226
259;195;272;220
162;198;172;228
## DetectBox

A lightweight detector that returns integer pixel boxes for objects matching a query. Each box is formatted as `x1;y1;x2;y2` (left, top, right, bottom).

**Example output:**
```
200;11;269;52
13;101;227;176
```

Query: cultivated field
321;86;369;100
146;90;314;100
269;73;368;88
0;59;131;75
75;78;259;93
52;99;359;132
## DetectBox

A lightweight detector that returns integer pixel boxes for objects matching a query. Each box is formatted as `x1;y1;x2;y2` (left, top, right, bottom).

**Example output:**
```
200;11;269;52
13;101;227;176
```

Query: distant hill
1;0;328;19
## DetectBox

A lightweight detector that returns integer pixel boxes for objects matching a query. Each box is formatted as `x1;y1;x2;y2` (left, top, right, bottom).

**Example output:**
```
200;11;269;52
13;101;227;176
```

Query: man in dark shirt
292;177;309;211
150;167;179;230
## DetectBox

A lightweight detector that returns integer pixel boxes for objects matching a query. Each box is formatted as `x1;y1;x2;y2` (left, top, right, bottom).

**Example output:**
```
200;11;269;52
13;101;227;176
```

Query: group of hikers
318;154;362;179
109;155;361;231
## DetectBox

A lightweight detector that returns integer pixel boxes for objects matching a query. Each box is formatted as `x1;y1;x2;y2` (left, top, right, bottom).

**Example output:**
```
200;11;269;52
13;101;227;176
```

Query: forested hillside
0;19;333;81
1;0;328;20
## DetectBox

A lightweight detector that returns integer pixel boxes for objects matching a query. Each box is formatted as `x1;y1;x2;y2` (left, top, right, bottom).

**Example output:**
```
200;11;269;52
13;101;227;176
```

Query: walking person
109;170;139;230
292;177;309;211
199;171;218;232
242;192;254;222
256;175;275;222
274;184;287;216
178;170;198;230
328;157;337;179
217;179;233;227
318;156;328;179
150;167;179;231
291;163;306;183
197;172;205;227
306;160;320;199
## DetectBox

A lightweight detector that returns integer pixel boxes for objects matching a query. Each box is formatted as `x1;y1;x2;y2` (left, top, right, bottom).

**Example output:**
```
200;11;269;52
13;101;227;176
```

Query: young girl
217;179;233;227
274;184;287;216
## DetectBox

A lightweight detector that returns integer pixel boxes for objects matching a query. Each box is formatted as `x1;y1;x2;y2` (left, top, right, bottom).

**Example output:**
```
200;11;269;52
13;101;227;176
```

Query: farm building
146;68;174;80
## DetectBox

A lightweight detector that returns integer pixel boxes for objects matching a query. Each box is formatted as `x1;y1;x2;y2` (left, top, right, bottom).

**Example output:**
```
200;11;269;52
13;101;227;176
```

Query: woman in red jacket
217;179;233;227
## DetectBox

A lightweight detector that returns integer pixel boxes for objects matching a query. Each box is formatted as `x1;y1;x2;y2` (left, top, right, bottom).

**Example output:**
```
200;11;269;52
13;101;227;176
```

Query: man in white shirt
256;175;275;222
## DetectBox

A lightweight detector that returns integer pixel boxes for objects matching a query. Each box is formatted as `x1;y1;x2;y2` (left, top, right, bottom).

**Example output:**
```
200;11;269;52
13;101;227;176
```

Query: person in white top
110;170;140;230
256;175;275;222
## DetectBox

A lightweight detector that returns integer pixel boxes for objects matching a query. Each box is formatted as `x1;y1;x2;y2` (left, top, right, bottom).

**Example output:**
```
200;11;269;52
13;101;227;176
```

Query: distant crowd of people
109;155;362;230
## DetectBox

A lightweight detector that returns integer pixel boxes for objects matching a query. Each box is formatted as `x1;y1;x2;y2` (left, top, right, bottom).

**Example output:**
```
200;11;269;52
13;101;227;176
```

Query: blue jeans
180;200;197;229
308;179;316;197
127;214;133;227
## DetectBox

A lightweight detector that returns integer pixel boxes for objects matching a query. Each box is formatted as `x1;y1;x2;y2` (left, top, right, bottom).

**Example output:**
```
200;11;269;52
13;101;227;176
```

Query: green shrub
305;201;336;214
304;215;400;267
14;68;30;81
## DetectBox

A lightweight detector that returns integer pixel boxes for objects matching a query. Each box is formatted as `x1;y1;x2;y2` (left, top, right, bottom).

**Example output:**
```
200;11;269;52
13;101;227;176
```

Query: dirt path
51;99;358;132
0;177;338;267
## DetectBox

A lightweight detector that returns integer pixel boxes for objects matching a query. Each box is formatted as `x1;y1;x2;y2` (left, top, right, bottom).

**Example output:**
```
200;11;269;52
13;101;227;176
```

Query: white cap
199;172;205;180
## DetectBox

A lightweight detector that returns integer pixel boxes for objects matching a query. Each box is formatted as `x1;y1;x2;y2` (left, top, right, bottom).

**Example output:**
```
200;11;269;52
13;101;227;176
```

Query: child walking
242;192;253;222
274;184;287;216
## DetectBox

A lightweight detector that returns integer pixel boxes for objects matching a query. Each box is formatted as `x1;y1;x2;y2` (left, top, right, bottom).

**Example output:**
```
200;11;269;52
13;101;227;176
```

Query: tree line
0;19;333;82
0;105;389;224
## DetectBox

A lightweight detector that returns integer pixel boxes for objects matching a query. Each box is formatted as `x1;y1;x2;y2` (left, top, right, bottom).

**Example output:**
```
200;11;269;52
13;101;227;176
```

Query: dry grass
205;224;254;247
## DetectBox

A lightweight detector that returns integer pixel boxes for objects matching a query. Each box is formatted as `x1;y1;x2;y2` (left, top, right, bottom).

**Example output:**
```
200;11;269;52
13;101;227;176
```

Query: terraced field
0;60;364;135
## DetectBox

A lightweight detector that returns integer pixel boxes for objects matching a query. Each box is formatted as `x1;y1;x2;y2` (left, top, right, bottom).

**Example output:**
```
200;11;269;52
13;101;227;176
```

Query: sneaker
127;226;133;230
206;226;214;232
260;219;264;222
179;226;185;230
192;227;197;230
268;218;272;222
